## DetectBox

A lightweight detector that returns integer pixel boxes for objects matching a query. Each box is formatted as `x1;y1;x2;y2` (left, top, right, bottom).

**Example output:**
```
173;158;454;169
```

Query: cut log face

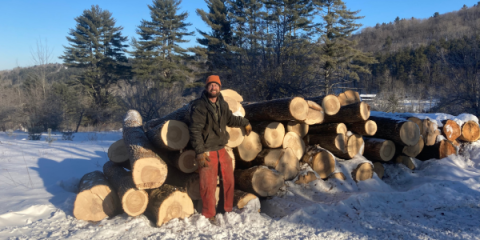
235;131;263;161
373;162;384;179
422;119;440;146
283;132;306;160
396;155;416;170
149;120;190;151
416;140;457;160
346;120;377;136
276;148;300;180
363;138;396;162
224;96;240;114
307;94;341;116
370;116;420;146
338;90;361;106
459;121;480;142
164;164;200;200
235;166;284;197
233;190;258;210
226;127;245;148
177;150;197;173
441;120;461;141
323;102;371;124
402;137;424;157
407;117;423;135
122;186;149;217
131;157;168;189
221;89;243;102
303;101;324;125
336;134;364;159
243;97;309;121
302;146;336;179
331;172;346;181
256;122;285;148
309;123;347;135
351;163;373;182
295;171;318;184
144;103;191;132
146;184;194;227
73;171;121;221
286;121;309;138
108;139;129;163
309;134;346;156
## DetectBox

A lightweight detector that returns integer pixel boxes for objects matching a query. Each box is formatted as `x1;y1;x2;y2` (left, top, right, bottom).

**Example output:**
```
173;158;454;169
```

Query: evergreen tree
314;0;377;94
60;5;129;112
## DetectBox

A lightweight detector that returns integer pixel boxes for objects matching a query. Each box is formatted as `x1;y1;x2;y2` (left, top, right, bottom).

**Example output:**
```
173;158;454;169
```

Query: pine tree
314;0;377;94
60;5;129;111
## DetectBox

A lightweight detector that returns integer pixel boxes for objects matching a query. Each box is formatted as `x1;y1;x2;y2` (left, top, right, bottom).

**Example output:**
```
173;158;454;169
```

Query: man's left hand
244;124;252;136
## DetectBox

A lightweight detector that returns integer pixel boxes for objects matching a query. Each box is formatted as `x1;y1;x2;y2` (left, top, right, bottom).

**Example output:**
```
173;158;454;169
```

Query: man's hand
196;153;211;168
244;124;252;136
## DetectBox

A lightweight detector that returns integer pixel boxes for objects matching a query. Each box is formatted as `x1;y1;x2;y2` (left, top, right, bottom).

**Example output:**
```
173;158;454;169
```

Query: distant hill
0;63;82;86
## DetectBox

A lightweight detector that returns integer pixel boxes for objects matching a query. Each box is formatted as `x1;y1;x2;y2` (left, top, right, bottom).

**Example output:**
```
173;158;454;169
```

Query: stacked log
234;166;284;197
459;121;480;142
337;90;361;106
369;116;420;146
416;140;457;160
363;138;396;162
440;120;461;142
302;146;336;179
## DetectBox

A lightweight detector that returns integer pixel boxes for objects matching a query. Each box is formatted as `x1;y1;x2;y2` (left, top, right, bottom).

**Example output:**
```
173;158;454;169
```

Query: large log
233;190;259;211
363;138;396;162
243;97;309;121
302;146;336;179
398;136;424;158
108;139;129;163
103;161;148;217
337;90;361;106
251;121;285;148
283;132;306;160
369;116;420;146
220;89;243;102
308;123;347;135
233;131;263;162
440;120;461;142
234;166;284;197
305;94;341;116
459;121;480;142
303;101;324;125
145;184;194;227
309;133;346;157
346;120;377;136
146;120;190;151
144;103;191;131
73;171;121;221
407;117;423;134
123;110;168;189
335;134;364;159
226;126;245;148
322;102;370;124
416;140;457;160
351;162;374;182
284;121;309;138
237;148;299;180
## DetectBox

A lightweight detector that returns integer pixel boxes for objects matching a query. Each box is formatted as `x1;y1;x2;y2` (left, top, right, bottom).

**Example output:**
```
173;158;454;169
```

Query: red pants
199;148;234;218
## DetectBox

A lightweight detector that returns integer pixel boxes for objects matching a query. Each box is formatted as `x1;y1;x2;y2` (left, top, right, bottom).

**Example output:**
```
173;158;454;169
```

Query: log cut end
311;150;336;179
408;117;423;134
396;155;416;170
237;131;263;161
283;132;306;160
131;157;168;189
108;139;129;163
152;189;194;227
331;172;346;181
439;140;457;159
286;121;309;138
322;94;341;115
400;121;421;146
221;89;243;102
373;162;384;179
123;188;149;217
364;120;378;136
263;122;286;148
74;185;120;221
460;121;480;142
161;120;190;150
227;127;245;148
345;134;364;159
442;120;461;141
177;150;197;173
352;162;374;182
252;167;284;196
124;110;143;128
233;190;258;210
358;102;371;121
402;137;424;158
304;101;324;125
289;97;309;121
224;96;240;113
379;140;396;161
295;171;318;184
276;148;300;180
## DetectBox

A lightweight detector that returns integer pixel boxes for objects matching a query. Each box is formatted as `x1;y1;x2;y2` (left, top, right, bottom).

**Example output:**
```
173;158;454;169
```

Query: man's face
206;83;221;98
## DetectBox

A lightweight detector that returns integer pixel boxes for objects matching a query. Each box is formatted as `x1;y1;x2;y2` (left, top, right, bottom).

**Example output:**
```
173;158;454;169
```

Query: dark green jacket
189;91;249;154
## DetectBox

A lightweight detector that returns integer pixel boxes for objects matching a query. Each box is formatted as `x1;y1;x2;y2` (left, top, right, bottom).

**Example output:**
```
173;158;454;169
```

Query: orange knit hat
205;75;221;87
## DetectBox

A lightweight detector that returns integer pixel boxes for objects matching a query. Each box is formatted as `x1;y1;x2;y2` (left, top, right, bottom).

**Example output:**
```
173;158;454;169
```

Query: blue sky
1;0;478;71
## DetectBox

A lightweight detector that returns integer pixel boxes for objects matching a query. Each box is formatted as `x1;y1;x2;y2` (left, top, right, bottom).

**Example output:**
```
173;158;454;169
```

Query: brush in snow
243;97;309;121
305;94;341;116
107;139;129;163
322;102;370;124
234;166;284;197
145;184;194;227
369;116;420;146
346;120;377;136
363;137;396;162
440;119;461;142
251;121;285;148
302;146;336;179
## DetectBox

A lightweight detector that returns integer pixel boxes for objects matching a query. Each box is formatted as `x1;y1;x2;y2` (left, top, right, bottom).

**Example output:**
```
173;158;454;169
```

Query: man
189;75;252;222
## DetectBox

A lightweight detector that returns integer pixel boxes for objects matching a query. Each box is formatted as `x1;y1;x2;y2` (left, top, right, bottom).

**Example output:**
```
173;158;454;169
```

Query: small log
73;171;121;221
400;137;424;158
306;94;341;115
395;155;416;170
285;121;309;138
373;162;384;179
243;97;309;121
145;184;194;227
331;172;346;181
440;120;461;142
346;120;377;136
459;121;480;142
422;118;440;146
220;89;243;102
302;146;336;179
108;139;129;163
226;126;245;148
351;162;373;182
416;140;457;160
144;103;191;131
308;123;347;135
103;161;148;217
283;132;306;160
123;110;168;189
336;134;364;159
369;116;420;146
146;120;190;151
233;131;263;162
234;166;284;197
337;90;361;106
309;133;346;156
363;138;396;162
322;102;370;124
295;171;318;184
303;101;324;125
251;121;285;148
233;190;259;210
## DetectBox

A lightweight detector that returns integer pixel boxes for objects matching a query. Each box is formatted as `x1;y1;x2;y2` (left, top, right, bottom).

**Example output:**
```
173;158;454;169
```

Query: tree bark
243;97;309;121
146;120;190;151
322;102;370;124
308;123;347;135
108;139;129;163
144;103;191;132
145;184;194;227
363;137;396;162
234;166;284;197
369;116;420;146
346;120;377;136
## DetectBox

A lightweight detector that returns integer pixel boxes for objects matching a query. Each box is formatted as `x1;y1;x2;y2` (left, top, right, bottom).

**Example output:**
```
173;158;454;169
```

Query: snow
2;131;480;239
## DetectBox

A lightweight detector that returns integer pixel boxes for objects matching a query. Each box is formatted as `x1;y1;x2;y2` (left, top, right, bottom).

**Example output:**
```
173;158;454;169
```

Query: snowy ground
1;130;480;239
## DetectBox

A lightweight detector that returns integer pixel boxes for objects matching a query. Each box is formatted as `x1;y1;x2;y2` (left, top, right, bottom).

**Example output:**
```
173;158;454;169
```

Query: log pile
73;89;467;225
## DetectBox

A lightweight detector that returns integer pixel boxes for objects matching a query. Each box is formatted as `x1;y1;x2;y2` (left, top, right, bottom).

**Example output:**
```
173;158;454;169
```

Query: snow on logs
306;94;341;116
363;138;396;162
73;171;122;221
145;184;194;227
440;120;461;142
243;97;309;122
302;146;336;179
369;116;420;146
234;166;284;197
123;110;168;189
103;161;149;217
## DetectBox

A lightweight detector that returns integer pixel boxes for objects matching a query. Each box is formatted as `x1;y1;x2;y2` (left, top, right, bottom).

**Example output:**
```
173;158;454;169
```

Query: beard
206;90;221;98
